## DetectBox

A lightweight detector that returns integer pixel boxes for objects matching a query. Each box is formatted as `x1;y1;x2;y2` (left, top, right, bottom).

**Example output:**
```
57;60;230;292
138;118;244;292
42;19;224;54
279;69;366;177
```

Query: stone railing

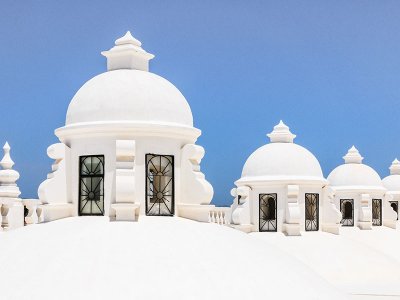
208;207;231;225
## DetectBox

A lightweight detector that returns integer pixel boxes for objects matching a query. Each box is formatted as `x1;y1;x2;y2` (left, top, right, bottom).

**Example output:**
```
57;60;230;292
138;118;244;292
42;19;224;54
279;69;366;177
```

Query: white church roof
65;31;194;128
239;121;325;183
327;146;384;190
0;217;345;299
382;159;400;192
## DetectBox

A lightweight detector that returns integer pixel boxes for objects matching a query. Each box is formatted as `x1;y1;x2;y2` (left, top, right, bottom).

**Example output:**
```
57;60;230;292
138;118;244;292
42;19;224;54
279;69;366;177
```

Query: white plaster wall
333;191;385;227
247;183;324;232
67;135;187;217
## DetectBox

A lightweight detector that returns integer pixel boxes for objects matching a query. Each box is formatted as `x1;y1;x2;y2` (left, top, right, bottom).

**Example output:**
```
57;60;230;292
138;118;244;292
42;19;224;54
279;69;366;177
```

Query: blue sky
0;1;399;206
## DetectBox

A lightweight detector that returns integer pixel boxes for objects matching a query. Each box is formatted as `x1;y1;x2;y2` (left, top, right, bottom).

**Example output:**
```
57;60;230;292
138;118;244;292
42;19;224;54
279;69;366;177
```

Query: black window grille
305;193;319;231
259;194;277;232
145;154;174;216
78;155;105;216
340;199;354;226
372;199;382;226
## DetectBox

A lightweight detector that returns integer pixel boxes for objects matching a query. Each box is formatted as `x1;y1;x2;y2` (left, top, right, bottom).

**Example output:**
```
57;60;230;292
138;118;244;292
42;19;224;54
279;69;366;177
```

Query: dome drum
231;121;340;236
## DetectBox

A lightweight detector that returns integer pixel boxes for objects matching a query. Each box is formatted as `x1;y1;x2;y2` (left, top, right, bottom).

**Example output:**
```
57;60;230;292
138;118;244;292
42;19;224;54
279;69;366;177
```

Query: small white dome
66;69;194;127
382;175;400;192
328;164;383;187
327;147;383;188
242;143;324;179
382;159;400;191
240;121;324;181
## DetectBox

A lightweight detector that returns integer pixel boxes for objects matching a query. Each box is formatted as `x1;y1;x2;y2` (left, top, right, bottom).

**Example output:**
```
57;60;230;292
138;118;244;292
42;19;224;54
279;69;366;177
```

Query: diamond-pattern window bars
79;155;105;216
340;199;354;226
259;194;277;232
372;199;382;226
145;154;174;216
305;193;319;231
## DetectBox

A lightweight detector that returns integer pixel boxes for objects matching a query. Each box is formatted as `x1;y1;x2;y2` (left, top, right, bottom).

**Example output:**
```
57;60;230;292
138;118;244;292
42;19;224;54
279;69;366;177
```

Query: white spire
390;158;400;175
101;31;155;72
343;146;363;164
0;142;14;169
0;141;21;198
267;120;296;143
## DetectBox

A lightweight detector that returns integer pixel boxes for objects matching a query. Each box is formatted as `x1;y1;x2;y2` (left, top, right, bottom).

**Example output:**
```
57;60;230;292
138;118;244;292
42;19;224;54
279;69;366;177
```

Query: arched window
340;199;354;226
79;155;105;216
146;154;174;216
372;199;382;226
305;193;319;231
259;194;277;232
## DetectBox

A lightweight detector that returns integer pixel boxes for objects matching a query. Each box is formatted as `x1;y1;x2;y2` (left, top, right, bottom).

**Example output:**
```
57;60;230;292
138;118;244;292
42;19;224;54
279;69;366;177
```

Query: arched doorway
390;201;398;220
305;193;319;231
340;199;354;226
78;155;105;216
145;154;174;216
259;194;277;232
372;199;382;226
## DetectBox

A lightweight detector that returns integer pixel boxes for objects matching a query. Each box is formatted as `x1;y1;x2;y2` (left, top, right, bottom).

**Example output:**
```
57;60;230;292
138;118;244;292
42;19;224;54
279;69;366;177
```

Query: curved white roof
382;159;400;192
328;146;384;189
242;143;324;179
65;69;194;127
239;121;324;183
0;217;345;299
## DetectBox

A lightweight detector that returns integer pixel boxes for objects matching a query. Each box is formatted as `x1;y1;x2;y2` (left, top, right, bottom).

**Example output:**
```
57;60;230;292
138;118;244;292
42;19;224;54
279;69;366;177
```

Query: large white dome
241;143;324;179
66;69;194;127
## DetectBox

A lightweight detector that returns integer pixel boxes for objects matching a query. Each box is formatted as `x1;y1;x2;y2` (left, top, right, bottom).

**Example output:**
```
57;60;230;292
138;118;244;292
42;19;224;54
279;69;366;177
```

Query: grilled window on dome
79;155;105;216
340;199;354;226
259;194;277;232
305;193;319;231
372;199;382;226
146;154;174;216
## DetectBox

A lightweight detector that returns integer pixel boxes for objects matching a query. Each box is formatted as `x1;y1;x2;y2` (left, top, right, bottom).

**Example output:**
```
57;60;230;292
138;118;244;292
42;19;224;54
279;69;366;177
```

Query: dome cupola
327;146;384;190
238;121;325;184
382;159;400;192
56;31;199;142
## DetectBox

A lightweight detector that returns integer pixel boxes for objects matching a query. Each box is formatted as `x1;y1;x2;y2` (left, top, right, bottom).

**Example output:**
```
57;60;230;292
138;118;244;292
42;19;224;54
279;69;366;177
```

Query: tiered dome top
382;159;400;192
64;31;194;128
239;121;325;183
327;146;384;189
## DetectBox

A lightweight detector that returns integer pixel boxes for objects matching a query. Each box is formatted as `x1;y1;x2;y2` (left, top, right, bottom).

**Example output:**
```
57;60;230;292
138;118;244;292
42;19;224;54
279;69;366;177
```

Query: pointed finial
101;30;155;72
343;145;363;164
267;120;296;143
0;141;14;170
115;31;142;47
390;158;400;175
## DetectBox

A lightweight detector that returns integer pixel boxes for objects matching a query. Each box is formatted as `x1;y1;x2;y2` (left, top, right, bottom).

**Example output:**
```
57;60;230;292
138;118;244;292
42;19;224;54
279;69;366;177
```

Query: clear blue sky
0;1;399;206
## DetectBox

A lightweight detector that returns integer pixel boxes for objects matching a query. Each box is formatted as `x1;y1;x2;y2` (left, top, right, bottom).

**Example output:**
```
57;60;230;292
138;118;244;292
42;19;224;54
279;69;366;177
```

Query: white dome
66;69;194;127
382;175;400;192
382;159;400;192
327;147;383;188
241;143;324;179
328;164;383;188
